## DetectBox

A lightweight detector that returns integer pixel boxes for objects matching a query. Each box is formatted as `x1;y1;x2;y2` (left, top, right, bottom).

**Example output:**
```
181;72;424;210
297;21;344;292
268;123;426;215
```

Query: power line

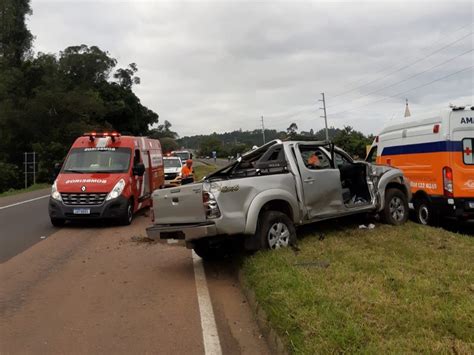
329;66;474;117
330;30;473;100
331;22;474;93
328;48;473;109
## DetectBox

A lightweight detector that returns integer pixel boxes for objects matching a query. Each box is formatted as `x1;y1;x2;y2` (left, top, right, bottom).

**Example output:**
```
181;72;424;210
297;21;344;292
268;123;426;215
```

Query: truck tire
381;188;409;225
414;198;439;226
119;199;134;226
50;218;65;227
256;211;297;250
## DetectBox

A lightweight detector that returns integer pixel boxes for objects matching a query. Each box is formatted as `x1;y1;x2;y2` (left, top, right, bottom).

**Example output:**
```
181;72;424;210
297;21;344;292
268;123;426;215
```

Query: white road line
0;195;50;210
192;250;222;355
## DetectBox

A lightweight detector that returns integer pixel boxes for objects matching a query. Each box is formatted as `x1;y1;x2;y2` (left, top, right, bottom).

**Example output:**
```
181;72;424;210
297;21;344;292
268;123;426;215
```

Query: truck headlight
106;179;126;201
51;180;62;201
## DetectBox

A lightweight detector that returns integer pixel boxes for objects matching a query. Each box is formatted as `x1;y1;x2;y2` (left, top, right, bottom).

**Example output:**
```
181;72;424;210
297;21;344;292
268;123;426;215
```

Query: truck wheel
51;218;65;227
120;199;134;225
414;199;438;226
257;211;296;250
381;188;408;225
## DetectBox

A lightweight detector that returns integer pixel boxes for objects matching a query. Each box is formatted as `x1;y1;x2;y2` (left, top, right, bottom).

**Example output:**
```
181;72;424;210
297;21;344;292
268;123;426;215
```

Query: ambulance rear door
450;110;474;198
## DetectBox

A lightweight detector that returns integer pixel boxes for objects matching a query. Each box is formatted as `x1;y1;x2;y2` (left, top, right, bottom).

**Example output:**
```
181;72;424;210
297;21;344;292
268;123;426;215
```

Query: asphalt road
0;191;269;354
0;188;57;263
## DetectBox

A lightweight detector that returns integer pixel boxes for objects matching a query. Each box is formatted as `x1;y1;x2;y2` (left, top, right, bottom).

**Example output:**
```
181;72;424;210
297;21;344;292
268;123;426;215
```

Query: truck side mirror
133;162;146;176
53;162;62;176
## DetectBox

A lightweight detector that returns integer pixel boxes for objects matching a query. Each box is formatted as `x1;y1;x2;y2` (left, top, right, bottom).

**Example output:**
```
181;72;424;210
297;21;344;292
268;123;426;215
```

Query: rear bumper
146;222;217;241
431;196;474;221
48;196;128;220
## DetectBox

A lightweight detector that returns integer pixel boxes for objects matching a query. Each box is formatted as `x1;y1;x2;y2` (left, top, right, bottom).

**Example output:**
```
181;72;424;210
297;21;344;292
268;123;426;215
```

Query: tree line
0;0;160;192
179;124;374;159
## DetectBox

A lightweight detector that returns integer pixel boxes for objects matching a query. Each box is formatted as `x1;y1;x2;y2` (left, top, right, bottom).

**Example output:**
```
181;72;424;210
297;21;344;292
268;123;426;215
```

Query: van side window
462;138;473;165
134;149;141;166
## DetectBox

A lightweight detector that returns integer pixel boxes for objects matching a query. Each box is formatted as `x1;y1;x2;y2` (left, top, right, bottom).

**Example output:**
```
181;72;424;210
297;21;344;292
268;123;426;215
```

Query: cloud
29;0;473;137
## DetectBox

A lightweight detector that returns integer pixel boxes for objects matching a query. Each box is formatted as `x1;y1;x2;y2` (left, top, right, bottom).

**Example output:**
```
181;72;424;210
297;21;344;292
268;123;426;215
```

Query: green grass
0;183;50;198
194;164;218;180
242;220;474;354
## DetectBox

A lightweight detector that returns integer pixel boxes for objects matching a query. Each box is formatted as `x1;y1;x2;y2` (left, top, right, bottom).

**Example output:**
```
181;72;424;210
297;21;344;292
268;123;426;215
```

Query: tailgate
152;183;207;224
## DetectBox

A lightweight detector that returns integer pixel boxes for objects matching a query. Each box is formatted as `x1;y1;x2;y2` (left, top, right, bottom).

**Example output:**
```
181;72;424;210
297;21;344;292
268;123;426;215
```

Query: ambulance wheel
50;218;65;227
120;199;134;225
414;199;437;226
381;188;408;225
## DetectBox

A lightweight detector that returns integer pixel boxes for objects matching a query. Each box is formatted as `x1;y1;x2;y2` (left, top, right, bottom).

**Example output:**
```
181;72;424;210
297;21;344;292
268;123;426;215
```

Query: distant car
205;156;210;159
163;156;182;184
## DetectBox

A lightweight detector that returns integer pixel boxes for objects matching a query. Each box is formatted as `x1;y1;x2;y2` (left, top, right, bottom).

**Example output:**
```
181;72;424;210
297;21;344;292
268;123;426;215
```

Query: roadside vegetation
194;164;218;181
242;220;474;354
0;183;50;198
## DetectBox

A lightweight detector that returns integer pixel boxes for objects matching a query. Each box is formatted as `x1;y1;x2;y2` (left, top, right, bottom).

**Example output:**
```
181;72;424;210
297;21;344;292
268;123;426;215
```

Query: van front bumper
146;222;217;242
48;196;129;220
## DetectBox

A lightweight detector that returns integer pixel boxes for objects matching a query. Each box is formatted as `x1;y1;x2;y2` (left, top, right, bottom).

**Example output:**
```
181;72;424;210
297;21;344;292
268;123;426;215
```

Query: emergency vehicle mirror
133;162;145;176
53;162;62;176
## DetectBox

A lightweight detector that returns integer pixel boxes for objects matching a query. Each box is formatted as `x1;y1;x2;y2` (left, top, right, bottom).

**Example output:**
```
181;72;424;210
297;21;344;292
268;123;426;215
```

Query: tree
0;0;33;67
332;126;372;158
158;137;179;154
286;122;298;139
113;63;140;90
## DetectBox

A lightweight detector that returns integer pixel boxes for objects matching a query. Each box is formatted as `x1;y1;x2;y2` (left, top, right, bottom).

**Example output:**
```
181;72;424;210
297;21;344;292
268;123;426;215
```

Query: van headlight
106;179;126;201
51;180;62;201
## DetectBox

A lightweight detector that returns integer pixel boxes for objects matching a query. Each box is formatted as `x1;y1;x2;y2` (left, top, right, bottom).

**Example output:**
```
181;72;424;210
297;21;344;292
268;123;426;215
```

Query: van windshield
164;159;182;168
173;152;190;161
63;148;132;173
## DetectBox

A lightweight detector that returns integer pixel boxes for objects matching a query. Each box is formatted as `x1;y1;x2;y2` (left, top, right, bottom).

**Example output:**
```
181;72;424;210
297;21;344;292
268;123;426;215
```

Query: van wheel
120;200;134;225
257;211;296;250
51;218;65;227
381;188;408;225
414;199;437;226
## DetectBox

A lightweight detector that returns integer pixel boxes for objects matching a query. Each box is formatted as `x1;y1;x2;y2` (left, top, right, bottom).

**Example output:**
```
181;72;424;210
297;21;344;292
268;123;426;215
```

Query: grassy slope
243;221;474;354
194;164;218;181
0;183;50;198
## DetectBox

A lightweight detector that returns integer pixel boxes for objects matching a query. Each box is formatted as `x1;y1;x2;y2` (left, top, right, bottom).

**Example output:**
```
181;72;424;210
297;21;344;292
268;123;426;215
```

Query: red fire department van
49;132;164;226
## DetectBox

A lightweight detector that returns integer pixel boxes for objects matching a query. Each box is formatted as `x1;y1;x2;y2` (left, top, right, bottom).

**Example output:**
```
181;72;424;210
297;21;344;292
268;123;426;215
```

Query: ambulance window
366;146;378;163
462;138;473;165
134;149;141;165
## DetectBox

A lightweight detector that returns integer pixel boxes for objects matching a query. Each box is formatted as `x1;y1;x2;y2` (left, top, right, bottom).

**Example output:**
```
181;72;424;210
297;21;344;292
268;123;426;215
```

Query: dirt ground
0;215;269;354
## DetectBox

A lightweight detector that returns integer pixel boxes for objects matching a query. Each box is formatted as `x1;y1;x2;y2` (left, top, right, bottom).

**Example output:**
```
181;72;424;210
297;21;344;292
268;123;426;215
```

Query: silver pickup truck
146;140;411;259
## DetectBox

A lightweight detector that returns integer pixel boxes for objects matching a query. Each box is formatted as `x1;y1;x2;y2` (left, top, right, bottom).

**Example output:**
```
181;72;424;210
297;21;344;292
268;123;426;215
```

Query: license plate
469;202;474;209
73;208;90;215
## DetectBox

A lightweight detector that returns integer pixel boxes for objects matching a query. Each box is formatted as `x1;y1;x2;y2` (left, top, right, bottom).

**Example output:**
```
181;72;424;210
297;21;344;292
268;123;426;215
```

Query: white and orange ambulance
367;105;474;225
49;132;164;226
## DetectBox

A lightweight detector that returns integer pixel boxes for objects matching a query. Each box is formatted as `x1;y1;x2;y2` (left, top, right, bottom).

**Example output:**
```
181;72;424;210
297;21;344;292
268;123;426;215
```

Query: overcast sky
30;0;473;137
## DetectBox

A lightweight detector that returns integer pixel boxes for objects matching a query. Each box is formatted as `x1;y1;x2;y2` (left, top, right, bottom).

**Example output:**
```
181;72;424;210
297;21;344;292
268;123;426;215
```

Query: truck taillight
443;167;453;197
203;191;221;219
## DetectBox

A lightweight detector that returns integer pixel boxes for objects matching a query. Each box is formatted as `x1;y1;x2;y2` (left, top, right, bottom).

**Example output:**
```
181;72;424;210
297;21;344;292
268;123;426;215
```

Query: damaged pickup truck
146;140;411;259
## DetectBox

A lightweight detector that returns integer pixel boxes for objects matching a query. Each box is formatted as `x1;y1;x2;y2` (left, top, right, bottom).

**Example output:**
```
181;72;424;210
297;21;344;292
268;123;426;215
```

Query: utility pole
319;93;329;142
261;116;266;144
